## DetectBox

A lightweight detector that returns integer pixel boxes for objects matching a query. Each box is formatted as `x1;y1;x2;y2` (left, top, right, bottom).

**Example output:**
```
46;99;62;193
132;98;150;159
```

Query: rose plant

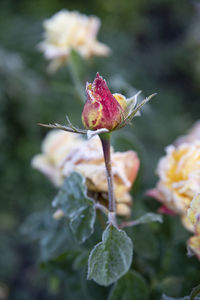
20;9;200;300
36;72;159;287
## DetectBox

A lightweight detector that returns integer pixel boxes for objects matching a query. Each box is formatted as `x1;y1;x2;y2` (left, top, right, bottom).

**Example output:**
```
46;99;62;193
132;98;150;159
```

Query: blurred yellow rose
39;10;110;72
187;195;200;260
148;141;200;230
188;223;200;260
187;194;200;227
32;130;140;217
175;121;200;145
31;130;83;186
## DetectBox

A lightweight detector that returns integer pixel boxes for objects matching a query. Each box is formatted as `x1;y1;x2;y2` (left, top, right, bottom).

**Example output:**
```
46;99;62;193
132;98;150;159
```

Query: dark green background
0;0;200;299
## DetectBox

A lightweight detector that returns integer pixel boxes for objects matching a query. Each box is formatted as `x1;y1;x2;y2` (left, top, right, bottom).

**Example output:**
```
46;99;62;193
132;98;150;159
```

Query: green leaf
21;210;76;261
70;206;95;243
53;172;96;244
108;270;149;300
39;220;71;261
133;213;163;226
87;224;133;286
159;277;183;298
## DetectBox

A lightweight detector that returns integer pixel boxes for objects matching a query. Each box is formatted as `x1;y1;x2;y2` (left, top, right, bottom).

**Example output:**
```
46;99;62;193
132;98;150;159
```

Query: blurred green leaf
190;284;200;300
0;235;20;281
134;212;163;225
121;213;163;228
53;172;96;244
72;250;89;270
21;210;77;261
128;225;158;260
159;277;183;298
39;219;71;261
161;285;200;300
108;270;149;300
161;295;187;300
87;224;133;286
70;205;96;243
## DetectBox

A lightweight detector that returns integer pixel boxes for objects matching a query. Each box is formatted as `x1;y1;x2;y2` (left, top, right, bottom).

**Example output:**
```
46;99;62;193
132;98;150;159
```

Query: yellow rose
31;130;83;186
71;150;140;217
32;130;140;217
187;220;200;260
187;195;200;260
187;194;200;227
39;10;110;72
149;141;200;230
61;135;140;217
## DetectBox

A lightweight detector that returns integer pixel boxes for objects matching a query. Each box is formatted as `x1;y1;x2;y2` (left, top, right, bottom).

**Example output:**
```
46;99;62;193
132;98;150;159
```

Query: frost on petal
38;10;110;71
151;141;200;231
32;129;140;218
187;194;200;226
82;73;125;131
188;215;200;260
31;129;83;186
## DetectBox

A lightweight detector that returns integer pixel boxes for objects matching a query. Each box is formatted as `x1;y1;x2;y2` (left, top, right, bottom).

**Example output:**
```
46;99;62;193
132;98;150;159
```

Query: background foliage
0;0;200;299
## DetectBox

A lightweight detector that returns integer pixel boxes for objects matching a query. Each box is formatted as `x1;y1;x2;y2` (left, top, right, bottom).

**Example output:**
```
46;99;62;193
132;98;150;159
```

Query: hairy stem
100;133;116;225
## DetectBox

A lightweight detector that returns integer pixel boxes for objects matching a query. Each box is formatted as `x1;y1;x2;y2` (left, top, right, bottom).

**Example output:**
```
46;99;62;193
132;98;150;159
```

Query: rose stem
68;53;85;103
100;133;116;225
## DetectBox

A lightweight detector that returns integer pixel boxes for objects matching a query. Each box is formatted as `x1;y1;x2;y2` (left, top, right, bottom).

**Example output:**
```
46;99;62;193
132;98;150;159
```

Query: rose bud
82;73;127;131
